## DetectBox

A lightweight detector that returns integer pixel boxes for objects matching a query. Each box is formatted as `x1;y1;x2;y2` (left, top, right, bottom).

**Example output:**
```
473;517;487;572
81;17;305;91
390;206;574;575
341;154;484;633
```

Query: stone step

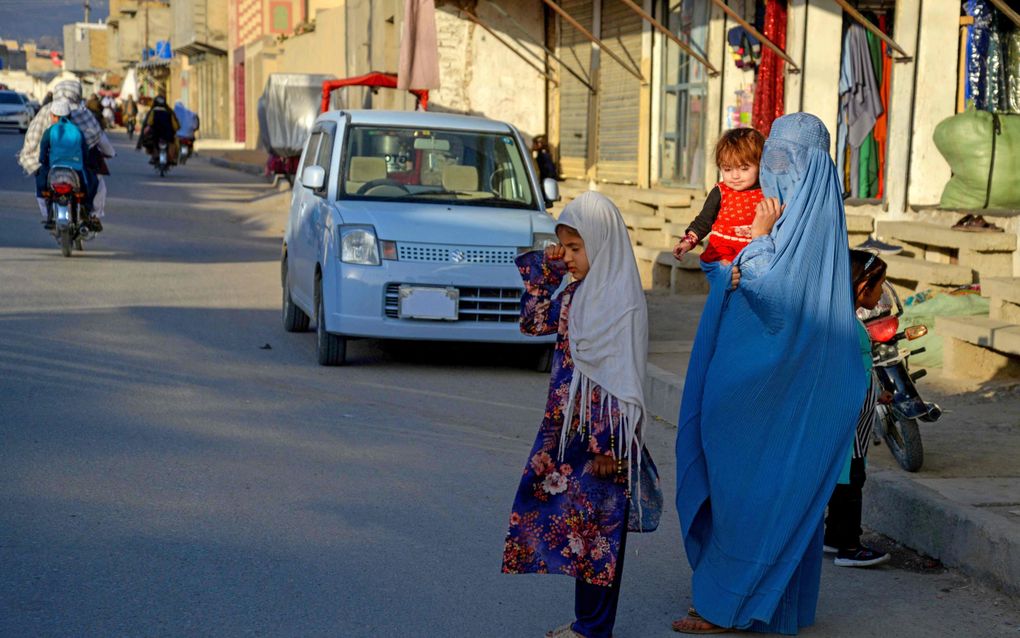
878;221;1017;252
882;254;974;291
938;316;1020;381
846;213;875;234
936;316;1020;354
981;277;1020;303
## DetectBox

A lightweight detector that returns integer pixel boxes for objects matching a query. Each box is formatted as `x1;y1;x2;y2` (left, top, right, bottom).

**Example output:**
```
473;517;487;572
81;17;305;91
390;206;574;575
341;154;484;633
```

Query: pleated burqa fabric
674;113;866;635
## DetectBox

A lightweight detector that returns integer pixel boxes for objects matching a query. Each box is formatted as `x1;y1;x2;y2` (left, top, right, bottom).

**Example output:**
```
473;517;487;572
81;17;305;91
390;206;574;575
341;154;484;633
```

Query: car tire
281;257;310;332
534;345;554;373
315;280;346;366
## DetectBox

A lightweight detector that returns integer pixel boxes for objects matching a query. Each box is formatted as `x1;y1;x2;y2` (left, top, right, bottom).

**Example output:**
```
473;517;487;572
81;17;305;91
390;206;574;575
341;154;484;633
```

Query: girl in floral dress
502;192;659;638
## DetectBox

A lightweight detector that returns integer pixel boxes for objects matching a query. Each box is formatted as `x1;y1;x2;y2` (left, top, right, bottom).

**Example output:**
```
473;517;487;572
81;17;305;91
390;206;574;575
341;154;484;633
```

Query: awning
539;0;645;84
615;0;719;77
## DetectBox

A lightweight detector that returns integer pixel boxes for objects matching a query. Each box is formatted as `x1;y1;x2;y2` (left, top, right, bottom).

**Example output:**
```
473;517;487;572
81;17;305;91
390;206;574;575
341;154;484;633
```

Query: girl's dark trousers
572;504;629;638
825;457;867;550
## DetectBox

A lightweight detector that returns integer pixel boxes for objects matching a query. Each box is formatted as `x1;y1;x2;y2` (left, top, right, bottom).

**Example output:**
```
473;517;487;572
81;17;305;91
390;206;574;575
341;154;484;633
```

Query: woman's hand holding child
591;453;617;478
751;197;784;239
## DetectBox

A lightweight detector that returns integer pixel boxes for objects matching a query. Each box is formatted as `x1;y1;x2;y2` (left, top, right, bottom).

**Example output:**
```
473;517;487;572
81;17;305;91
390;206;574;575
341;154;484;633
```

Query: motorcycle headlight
340;225;381;265
521;232;558;255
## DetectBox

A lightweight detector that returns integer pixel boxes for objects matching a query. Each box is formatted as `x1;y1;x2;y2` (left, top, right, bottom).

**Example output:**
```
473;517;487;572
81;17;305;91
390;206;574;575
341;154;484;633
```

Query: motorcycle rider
19;80;113;228
173;100;199;159
36;98;99;230
137;95;180;165
86;93;106;129
123;96;138;139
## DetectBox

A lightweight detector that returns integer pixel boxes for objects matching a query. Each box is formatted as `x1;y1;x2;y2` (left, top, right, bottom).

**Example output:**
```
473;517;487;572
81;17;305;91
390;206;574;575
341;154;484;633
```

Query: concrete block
846;213;874;234
960;249;1014;278
883;254;974;291
937;315;1020;355
981;277;1020;304
878;221;1017;251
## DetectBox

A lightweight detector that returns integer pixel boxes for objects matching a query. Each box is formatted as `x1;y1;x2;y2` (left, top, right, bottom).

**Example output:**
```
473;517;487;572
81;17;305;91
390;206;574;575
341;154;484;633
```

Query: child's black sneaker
833;546;891;568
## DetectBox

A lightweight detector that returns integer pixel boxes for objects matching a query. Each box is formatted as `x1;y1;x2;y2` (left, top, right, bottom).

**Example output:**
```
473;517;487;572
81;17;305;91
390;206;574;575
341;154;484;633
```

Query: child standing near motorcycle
824;250;894;568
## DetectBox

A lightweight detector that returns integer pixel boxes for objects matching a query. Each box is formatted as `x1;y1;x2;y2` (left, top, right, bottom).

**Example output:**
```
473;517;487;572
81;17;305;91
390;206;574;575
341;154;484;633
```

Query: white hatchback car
0;90;32;133
281;110;561;366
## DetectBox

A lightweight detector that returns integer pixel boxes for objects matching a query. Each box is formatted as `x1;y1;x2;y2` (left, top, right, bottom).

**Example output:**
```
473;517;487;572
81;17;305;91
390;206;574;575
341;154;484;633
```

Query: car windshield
0;93;23;105
339;125;536;209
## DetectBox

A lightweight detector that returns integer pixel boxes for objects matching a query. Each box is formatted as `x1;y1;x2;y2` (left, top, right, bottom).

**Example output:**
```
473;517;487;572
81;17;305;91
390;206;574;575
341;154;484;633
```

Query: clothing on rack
751;0;787;138
1008;30;1020;114
966;0;1008;112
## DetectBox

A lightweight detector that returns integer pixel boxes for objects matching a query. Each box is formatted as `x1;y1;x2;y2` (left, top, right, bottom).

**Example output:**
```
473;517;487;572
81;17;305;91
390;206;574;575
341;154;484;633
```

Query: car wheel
534;345;554;373
281;256;310;332
315;279;346;366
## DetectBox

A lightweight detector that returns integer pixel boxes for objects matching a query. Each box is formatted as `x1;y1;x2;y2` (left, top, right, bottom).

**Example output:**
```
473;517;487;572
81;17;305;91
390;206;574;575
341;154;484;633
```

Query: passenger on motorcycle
137;95;180;164
19;81;113;227
36;99;99;231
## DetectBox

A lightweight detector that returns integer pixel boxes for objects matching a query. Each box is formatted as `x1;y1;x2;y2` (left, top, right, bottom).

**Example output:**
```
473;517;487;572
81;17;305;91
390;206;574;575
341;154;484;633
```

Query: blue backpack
47;117;84;171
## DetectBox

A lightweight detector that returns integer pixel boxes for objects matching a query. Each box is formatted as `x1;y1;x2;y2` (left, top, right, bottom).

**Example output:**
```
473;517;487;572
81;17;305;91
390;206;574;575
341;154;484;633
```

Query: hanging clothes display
966;0;1008;111
751;0;788;137
874;14;893;198
836;22;883;199
1009;30;1020;114
857;27;883;199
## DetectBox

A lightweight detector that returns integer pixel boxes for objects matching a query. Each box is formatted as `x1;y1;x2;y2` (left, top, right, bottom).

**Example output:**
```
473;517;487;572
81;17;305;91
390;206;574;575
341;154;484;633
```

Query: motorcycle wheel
159;166;167;177
877;405;924;472
59;228;72;257
74;236;84;251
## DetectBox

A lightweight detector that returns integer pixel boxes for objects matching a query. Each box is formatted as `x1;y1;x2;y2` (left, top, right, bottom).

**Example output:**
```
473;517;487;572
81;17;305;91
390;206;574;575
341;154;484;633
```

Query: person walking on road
502;191;661;638
672;113;866;635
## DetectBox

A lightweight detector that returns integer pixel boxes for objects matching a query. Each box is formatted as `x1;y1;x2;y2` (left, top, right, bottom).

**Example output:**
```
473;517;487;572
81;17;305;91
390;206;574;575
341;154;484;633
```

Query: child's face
556;226;590;281
720;161;760;191
856;276;886;310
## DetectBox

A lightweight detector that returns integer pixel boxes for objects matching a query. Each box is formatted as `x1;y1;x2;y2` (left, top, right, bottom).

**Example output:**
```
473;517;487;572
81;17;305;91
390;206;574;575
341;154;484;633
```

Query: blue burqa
675;113;866;635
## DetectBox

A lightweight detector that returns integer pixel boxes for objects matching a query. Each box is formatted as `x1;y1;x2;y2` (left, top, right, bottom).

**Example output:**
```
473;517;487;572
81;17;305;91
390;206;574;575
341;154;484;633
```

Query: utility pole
84;0;90;22
144;0;150;58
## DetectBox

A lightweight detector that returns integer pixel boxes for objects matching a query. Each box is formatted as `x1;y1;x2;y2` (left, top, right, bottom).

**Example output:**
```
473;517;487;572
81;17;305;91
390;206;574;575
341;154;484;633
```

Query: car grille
384;283;522;323
396;242;517;265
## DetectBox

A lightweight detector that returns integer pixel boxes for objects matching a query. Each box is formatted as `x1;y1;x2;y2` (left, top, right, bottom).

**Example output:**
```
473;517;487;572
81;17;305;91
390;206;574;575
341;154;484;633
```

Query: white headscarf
556;191;649;474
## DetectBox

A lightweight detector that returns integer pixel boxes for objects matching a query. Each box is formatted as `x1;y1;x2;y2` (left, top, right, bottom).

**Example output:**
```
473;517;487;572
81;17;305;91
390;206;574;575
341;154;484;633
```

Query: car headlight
339;225;381;265
522;232;558;255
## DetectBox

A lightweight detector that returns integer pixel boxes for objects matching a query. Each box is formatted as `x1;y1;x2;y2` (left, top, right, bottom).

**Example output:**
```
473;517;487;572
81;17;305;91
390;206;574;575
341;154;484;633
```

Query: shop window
658;0;710;187
270;3;292;34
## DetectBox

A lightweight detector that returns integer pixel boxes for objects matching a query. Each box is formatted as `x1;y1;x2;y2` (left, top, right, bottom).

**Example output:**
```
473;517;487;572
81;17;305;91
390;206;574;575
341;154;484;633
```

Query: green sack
933;109;1020;210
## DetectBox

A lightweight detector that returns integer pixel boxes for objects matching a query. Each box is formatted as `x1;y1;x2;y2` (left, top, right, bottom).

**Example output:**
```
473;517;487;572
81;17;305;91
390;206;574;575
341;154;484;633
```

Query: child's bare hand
730;265;741;290
752;198;784;238
591;453;616;478
878;390;894;405
544;244;566;262
673;239;694;261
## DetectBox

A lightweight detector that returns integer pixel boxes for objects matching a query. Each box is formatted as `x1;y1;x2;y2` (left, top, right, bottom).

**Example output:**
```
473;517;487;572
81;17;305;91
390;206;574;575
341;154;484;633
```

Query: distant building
0;41;28;71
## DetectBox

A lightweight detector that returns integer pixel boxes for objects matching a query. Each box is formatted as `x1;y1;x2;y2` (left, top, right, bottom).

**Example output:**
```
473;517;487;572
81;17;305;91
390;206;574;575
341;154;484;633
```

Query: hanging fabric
1009;29;1020;113
751;0;788;137
875;13;893;198
857;26;883;198
967;0;1008;111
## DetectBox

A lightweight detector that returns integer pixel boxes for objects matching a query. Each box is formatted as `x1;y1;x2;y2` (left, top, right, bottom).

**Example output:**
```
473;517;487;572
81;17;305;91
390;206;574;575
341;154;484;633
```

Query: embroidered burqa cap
674;112;865;633
555;191;648;463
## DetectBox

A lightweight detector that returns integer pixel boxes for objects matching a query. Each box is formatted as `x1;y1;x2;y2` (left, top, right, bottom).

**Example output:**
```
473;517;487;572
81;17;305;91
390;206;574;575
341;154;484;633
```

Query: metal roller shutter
557;0;593;179
595;0;642;184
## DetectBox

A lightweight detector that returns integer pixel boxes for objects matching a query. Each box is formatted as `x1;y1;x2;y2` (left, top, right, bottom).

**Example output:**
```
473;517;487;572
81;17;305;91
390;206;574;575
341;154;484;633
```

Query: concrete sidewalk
642;289;1020;597
198;147;268;178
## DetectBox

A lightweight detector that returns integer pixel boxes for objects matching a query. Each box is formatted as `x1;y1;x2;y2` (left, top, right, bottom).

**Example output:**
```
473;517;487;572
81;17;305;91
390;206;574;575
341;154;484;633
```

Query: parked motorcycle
43;167;96;257
178;137;194;165
154;140;171;177
863;283;942;472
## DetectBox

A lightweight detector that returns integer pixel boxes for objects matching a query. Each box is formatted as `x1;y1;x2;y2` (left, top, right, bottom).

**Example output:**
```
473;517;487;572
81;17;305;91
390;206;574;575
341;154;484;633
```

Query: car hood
335;199;554;247
0;105;25;115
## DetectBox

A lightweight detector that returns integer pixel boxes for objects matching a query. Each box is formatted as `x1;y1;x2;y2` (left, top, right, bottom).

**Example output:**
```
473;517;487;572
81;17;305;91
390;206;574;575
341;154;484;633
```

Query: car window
338;125;536;209
0;93;22;105
313;130;334;194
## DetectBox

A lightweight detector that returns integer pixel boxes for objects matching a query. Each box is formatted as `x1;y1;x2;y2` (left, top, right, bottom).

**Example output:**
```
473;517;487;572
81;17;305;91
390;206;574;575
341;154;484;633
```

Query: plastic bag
933;109;1020;210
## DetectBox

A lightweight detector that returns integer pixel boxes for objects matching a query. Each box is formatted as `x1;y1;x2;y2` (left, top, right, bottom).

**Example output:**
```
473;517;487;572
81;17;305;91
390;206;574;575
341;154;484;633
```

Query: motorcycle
43;167;96;258
154;140;170;177
863;283;942;472
178;136;194;165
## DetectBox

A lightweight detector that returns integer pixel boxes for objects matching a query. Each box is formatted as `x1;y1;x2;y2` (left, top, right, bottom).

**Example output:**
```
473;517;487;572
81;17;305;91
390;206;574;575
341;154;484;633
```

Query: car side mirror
542;178;560;207
302;165;326;191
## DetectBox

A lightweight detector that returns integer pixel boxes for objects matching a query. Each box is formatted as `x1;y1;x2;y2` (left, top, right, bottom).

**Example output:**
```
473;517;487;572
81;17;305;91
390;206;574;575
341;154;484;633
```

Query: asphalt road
1;129;1018;637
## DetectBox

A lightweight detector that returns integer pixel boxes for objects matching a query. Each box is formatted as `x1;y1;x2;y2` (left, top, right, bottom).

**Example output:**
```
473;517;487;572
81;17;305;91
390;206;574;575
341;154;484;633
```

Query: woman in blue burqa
672;113;866;635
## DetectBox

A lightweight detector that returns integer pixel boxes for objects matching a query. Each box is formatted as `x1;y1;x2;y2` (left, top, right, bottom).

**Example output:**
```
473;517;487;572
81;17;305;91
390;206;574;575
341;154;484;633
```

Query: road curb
864;469;1020;596
643;366;1020;596
206;156;265;177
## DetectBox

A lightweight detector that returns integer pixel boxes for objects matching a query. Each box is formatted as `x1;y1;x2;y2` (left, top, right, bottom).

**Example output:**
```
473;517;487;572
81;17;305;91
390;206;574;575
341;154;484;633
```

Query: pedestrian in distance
501;191;662;638
673;113;866;635
673;127;766;266
532;134;560;182
823;251;894;568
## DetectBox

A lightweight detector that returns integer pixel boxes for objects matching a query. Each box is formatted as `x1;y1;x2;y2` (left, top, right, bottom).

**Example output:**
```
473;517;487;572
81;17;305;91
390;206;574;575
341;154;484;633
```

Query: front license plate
398;286;459;320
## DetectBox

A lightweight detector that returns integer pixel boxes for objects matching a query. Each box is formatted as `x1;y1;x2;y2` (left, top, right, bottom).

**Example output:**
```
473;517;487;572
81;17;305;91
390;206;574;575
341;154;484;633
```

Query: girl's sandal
671;608;730;634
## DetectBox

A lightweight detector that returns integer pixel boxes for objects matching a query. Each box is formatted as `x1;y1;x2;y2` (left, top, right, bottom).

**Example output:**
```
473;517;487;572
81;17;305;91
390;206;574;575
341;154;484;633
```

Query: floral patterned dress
501;251;629;587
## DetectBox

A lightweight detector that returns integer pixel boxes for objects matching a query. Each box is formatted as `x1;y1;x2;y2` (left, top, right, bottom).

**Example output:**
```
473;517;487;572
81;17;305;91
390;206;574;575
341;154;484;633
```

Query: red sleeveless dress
700;182;764;264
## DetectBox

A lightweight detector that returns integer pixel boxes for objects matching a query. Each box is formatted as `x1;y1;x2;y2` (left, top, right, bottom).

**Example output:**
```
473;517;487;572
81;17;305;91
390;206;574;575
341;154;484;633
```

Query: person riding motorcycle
18;80;113;228
123;96;139;138
173;101;199;162
36;98;99;230
137;95;180;165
